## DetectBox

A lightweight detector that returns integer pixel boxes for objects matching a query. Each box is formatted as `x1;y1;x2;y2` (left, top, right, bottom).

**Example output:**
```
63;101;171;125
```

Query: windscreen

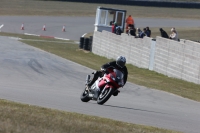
112;69;124;86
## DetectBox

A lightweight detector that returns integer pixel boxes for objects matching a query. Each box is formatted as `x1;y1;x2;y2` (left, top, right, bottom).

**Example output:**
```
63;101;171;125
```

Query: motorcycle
80;67;124;105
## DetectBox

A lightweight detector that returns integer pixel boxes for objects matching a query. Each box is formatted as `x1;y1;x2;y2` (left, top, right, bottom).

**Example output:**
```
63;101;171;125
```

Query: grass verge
0;100;181;133
1;32;199;102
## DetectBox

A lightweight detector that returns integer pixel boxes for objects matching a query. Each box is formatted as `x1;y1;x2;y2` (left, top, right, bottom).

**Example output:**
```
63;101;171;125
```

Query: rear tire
80;87;90;102
97;88;114;105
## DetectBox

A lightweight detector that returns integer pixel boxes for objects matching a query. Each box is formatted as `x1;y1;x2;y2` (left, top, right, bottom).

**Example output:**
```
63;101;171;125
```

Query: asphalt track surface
0;36;200;133
1;16;200;40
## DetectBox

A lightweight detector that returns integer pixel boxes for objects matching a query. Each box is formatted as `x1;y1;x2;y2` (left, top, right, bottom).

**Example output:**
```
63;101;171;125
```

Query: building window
106;10;116;26
116;12;123;26
100;10;106;25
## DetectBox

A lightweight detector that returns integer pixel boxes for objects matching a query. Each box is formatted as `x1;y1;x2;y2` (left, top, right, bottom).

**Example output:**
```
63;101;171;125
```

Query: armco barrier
92;31;200;84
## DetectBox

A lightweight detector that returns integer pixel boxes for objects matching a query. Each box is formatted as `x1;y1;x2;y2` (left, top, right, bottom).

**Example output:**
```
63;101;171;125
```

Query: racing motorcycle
80;67;124;105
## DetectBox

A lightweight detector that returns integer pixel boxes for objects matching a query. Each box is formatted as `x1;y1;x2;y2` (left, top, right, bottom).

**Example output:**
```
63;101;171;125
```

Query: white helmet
116;56;126;68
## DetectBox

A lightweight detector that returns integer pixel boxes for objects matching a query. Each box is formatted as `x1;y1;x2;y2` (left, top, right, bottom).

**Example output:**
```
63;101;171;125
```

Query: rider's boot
113;90;120;96
87;71;101;87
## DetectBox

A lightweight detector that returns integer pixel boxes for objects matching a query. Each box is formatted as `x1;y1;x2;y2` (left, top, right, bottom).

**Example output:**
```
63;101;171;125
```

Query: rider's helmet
116;56;126;68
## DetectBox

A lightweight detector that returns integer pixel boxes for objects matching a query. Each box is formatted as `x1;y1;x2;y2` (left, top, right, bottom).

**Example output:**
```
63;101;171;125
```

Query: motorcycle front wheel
80;87;90;102
97;88;114;105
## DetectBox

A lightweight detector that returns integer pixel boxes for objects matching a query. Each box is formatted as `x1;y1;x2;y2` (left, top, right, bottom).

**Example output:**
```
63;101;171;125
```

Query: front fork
85;75;90;85
86;74;114;98
101;84;113;94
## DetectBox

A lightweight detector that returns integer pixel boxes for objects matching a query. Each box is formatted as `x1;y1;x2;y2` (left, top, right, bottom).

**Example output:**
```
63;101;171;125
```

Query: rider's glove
101;68;109;75
100;68;106;72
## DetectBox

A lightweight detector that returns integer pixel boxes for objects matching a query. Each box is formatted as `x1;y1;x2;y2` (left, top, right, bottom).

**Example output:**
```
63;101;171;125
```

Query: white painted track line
0;24;4;32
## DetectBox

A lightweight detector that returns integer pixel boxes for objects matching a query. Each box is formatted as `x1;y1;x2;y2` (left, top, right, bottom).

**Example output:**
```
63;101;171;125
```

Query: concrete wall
92;30;152;69
154;37;200;84
92;31;200;84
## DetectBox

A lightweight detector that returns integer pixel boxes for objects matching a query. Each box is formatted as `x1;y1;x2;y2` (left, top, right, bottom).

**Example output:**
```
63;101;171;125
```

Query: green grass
1;32;199;102
0;100;181;133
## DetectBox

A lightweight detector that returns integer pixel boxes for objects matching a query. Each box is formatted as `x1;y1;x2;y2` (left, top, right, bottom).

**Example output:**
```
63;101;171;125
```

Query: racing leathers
87;61;128;96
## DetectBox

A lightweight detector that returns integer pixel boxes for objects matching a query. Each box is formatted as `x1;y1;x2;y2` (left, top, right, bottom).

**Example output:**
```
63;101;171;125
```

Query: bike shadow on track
90;102;171;115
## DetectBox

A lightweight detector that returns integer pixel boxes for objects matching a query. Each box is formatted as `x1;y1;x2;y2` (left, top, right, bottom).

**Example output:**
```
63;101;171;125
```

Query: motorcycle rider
87;56;128;98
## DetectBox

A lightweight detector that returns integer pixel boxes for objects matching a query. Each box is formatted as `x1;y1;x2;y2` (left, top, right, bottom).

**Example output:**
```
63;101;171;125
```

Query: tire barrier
79;37;84;49
79;36;93;51
83;38;90;51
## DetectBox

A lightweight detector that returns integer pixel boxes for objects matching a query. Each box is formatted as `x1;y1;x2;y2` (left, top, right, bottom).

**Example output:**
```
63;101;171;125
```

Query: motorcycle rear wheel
80;87;90;102
97;88;114;105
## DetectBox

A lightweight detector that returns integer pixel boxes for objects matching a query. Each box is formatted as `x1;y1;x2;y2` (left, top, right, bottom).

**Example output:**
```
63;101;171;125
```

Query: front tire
80;87;90;102
97;88;114;105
